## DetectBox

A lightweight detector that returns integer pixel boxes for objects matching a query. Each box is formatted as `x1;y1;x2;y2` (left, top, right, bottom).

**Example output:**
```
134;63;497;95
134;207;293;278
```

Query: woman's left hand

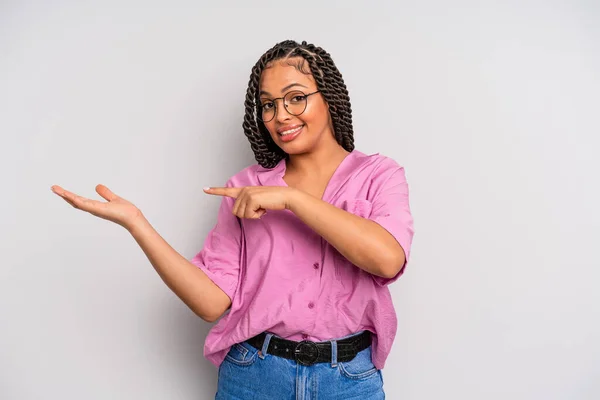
204;186;298;219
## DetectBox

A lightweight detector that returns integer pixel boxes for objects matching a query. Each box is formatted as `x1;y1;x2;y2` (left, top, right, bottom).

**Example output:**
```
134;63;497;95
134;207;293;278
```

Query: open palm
51;184;142;229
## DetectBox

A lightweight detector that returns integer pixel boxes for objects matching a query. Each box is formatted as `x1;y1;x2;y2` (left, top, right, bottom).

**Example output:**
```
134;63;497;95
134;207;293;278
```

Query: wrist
285;188;306;212
125;212;149;236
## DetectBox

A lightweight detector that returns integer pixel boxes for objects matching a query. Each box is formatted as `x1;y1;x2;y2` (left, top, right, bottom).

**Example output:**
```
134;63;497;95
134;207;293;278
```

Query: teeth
280;126;303;136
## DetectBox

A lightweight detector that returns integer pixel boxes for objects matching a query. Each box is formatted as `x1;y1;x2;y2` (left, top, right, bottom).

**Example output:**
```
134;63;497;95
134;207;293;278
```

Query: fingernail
203;187;211;191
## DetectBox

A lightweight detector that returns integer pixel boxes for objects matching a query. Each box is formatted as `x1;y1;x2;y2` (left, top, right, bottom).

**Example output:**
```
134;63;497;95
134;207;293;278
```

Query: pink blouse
191;150;414;370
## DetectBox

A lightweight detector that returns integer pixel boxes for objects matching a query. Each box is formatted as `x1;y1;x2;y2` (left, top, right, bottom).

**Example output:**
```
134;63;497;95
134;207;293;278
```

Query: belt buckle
294;340;319;366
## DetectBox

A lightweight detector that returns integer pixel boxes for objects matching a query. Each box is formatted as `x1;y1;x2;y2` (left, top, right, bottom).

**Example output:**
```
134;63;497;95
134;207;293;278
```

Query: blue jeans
215;332;385;399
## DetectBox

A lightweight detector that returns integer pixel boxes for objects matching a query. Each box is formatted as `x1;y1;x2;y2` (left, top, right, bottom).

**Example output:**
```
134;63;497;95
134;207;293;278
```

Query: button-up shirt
191;150;414;369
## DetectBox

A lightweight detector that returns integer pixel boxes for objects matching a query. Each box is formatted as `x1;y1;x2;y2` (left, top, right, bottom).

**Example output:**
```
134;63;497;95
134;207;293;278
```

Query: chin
275;139;315;156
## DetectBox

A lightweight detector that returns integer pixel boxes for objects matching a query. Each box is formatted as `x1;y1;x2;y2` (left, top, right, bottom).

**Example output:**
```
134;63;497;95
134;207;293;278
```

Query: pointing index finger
204;187;242;198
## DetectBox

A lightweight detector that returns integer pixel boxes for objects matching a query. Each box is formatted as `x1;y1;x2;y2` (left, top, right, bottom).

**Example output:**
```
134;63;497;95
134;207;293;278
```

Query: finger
247;202;265;219
51;185;68;196
204;187;242;198
245;200;259;219
96;184;118;202
60;196;78;209
237;203;248;219
233;194;246;219
233;190;249;216
52;186;86;202
52;186;110;217
52;186;79;208
60;190;106;214
256;209;267;219
247;209;262;219
51;186;78;202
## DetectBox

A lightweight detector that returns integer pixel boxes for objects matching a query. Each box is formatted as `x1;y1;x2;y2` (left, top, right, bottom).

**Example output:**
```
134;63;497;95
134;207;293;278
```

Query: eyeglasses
258;90;321;122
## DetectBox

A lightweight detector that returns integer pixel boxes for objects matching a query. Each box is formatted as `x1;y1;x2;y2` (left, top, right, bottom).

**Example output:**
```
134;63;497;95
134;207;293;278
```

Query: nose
274;99;291;123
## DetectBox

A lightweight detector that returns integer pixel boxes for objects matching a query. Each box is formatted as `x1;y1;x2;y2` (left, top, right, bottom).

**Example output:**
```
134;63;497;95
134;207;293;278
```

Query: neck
286;140;350;176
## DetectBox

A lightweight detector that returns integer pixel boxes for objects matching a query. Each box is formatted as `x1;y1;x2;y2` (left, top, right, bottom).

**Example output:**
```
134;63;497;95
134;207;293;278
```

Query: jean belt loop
330;339;338;368
259;333;274;360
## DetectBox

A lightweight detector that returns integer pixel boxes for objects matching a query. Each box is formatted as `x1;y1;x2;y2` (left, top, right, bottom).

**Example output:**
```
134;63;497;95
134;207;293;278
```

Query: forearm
127;216;230;322
287;191;405;278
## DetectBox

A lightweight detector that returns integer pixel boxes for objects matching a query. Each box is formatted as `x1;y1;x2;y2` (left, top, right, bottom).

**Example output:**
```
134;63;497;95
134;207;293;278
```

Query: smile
278;125;304;142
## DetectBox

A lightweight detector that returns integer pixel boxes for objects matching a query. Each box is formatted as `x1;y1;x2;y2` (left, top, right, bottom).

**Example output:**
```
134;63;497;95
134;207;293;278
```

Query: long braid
243;40;355;169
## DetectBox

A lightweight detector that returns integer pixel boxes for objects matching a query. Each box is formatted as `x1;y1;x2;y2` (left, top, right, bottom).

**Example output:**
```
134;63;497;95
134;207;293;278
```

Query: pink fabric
191;150;414;370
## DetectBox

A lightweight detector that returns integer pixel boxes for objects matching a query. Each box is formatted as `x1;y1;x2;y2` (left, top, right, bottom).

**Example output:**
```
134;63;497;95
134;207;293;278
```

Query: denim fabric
215;333;385;399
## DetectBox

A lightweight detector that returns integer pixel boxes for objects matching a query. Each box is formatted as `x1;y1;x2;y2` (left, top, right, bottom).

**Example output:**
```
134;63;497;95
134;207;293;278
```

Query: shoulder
346;151;409;199
223;160;285;188
351;150;405;174
223;164;262;187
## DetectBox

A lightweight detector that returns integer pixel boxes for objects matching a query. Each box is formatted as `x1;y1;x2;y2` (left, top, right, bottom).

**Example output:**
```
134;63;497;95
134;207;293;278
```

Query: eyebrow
259;82;309;97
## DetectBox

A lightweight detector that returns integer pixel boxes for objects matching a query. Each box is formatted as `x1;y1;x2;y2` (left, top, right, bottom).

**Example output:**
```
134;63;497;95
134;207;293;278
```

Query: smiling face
259;58;337;156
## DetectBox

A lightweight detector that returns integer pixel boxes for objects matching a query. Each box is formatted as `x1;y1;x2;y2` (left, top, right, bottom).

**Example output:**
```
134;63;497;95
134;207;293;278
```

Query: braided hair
243;40;355;169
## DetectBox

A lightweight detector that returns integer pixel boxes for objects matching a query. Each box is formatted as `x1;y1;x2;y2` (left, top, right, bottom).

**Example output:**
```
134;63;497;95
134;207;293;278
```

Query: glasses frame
258;90;321;122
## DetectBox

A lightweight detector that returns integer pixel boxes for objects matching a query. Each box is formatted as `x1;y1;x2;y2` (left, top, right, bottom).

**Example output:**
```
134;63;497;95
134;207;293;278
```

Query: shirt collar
255;150;375;202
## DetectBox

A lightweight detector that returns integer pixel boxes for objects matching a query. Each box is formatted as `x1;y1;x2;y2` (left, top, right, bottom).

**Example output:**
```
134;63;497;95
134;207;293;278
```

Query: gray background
1;0;599;399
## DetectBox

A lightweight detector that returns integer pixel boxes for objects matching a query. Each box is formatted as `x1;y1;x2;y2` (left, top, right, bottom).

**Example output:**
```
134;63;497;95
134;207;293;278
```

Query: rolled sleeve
190;184;241;301
369;164;414;286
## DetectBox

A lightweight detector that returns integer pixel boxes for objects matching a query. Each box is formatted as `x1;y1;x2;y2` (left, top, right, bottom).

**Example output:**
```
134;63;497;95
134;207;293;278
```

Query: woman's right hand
51;184;143;230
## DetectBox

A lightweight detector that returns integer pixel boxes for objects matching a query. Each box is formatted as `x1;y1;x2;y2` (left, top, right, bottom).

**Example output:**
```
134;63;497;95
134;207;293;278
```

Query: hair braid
242;40;355;169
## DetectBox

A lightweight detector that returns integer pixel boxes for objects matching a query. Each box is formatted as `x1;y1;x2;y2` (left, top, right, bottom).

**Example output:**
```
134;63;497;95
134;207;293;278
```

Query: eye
289;95;306;103
261;102;274;110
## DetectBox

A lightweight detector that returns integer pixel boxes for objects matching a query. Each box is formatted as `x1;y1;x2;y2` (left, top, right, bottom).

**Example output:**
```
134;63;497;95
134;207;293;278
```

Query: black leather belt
246;331;372;366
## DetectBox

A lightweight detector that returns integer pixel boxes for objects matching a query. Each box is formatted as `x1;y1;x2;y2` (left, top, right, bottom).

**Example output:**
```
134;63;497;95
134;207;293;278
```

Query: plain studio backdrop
1;1;599;399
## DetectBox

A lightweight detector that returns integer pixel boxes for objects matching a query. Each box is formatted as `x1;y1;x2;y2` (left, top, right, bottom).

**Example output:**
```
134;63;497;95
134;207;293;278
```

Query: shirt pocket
341;198;373;219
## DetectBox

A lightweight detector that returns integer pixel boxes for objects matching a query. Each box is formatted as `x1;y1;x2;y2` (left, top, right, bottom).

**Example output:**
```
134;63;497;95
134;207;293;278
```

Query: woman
52;40;414;399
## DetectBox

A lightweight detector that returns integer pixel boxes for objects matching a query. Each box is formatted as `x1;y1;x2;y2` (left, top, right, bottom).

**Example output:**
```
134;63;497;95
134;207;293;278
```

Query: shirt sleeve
190;183;242;301
368;163;415;286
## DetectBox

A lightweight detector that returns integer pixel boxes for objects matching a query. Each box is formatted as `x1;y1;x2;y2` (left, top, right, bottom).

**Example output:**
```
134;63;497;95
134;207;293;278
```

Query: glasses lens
260;100;275;122
284;91;308;116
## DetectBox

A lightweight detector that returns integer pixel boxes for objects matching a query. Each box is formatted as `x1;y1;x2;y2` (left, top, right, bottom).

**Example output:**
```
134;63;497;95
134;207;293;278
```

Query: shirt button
308;302;315;309
313;262;320;269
